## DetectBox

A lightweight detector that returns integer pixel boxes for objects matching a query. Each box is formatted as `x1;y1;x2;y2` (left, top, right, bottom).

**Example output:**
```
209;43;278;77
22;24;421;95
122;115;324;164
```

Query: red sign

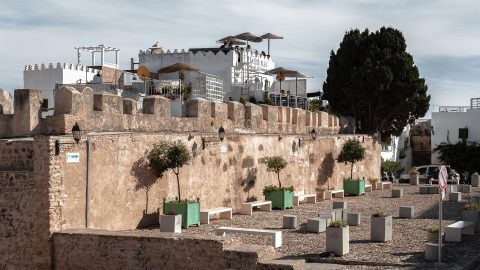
439;165;448;190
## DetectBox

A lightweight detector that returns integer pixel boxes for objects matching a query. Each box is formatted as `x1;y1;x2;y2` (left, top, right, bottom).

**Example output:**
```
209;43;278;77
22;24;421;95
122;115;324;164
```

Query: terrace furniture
283;215;298;229
307;217;327;233
240;200;272;215
325;189;344;200
215;226;282;248
445;221;474;242
449;192;462;202
375;181;392;190
399;206;415;219
293;193;316;206
392;188;403;198
200;207;232;224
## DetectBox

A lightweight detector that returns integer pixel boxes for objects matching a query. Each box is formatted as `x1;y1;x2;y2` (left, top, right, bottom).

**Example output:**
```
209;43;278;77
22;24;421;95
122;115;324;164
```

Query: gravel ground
142;184;480;269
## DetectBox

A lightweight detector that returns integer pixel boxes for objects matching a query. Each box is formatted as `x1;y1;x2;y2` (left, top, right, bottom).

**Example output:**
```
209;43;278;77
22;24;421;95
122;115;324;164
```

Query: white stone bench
325;190;344;200
240;200;272;215
215;226;282;248
365;184;372;192
445;221;475;242
294;193;316;206
200;207;232;224
376;181;392;190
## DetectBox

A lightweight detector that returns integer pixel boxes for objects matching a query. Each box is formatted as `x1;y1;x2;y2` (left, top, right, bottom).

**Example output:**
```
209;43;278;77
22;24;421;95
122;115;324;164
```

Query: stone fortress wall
0;88;380;269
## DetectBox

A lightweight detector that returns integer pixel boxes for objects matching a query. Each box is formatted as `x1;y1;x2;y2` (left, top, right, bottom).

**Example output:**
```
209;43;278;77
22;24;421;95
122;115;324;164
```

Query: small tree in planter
371;212;392;242
409;167;420;185
326;220;349;256
148;140;199;229
337;139;366;195
263;156;294;209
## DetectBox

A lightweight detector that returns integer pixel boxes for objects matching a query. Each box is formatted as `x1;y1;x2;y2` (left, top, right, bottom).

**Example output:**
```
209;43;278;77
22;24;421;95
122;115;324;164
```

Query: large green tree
323;27;430;139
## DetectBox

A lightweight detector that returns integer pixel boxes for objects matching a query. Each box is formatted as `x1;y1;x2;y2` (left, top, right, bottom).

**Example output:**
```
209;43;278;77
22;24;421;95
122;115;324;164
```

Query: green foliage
465;203;480;211
337;139;366;179
329;220;348;228
263;156;288;188
248;96;257;104
147;140;191;201
372;212;386;218
309;99;320;111
239;96;246;105
409;167;419;174
315;186;326;192
426;225;442;233
433;142;480;174
262;185;294;196
381;159;404;176
262;92;275;105
323;27;430;139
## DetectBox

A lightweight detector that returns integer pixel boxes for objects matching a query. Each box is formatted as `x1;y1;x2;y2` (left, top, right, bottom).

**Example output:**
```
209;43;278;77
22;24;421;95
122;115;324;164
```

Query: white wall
431;108;480;163
23;63;97;109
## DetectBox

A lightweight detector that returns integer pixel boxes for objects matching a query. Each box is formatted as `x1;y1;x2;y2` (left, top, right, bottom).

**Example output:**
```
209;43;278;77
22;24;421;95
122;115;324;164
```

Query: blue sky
1;0;479;118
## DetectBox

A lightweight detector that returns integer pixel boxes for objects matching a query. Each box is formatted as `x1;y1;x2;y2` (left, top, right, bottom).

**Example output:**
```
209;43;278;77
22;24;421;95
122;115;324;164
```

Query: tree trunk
350;162;354;179
277;172;282;188
145;187;149;213
176;173;181;201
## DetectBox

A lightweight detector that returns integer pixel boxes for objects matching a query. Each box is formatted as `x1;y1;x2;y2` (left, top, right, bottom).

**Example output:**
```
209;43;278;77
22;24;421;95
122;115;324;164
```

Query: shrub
248;96;257;104
329;220;348;228
263;156;288;188
426;225;443;233
381;159;404;177
315;186;326;192
239;96;246;105
262;185;294;196
409;167;420;174
372;212;386;218
465;203;480;210
147;140;191;201
337;138;366;179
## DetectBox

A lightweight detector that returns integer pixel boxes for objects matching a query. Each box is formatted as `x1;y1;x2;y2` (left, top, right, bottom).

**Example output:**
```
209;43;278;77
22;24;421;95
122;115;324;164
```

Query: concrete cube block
333;201;347;209
319;210;336;221
419;186;429;194
326;226;349;256
472;174;480;187
371;216;392;242
333;208;343;221
428;186;439;194
392;188;403;198
283;215;298;229
307;217;327;233
425;242;444;262
459;184;472;193
160;214;181;233
399;206;415;218
449;192;462;202
445;185;457;193
347;212;361;226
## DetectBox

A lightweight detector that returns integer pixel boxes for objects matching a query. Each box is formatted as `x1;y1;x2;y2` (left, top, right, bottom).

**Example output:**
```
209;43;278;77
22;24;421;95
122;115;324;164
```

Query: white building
431;98;480;163
138;46;308;104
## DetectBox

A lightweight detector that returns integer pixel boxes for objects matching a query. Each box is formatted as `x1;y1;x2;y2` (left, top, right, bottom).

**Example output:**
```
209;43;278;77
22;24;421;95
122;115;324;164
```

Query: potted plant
409;167;420;185
337;138;366;196
471;172;479;187
425;225;443;243
262;156;294;209
371;212;392;242
147;140;199;229
315;186;326;201
326;220;349;256
160;211;182;233
463;203;480;232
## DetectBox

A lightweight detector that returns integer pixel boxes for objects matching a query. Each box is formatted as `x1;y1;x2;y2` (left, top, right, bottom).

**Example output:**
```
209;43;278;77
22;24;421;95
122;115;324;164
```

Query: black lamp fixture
96;71;101;77
55;122;83;155
310;128;317;140
299;128;317;146
202;126;226;150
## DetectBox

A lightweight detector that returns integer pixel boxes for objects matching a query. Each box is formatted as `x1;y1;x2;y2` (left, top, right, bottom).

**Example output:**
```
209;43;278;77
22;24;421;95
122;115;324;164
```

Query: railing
438;106;471;112
471;98;480;109
269;93;308;110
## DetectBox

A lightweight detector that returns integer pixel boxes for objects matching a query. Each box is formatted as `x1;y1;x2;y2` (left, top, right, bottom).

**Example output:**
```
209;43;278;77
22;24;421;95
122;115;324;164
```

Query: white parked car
399;165;460;184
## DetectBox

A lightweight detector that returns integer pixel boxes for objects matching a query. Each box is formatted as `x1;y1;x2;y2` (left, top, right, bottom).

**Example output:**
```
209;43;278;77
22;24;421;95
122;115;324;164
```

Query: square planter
326;226;349;256
409;174;419;185
163;199;200;229
316;191;326;201
472;174;480;187
160;214;182;233
343;179;365;196
371;215;392;242
463;210;480;232
264;189;294;210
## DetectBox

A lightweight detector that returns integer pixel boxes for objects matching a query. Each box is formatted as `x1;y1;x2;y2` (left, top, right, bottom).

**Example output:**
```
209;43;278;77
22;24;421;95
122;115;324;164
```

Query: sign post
438;165;448;263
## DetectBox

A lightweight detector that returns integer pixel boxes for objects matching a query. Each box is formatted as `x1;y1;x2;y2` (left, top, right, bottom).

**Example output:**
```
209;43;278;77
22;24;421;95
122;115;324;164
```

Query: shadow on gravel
349;239;376;244
417;200;465;220
390;251;424;263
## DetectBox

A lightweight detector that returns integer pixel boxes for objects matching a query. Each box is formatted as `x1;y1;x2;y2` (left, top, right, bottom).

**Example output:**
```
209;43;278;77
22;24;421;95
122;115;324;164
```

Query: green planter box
264;190;294;210
343;179;366;196
163;199;200;229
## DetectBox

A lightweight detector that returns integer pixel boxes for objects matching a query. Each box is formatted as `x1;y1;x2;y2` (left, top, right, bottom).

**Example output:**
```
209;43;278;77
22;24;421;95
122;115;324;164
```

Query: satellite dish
137;66;150;78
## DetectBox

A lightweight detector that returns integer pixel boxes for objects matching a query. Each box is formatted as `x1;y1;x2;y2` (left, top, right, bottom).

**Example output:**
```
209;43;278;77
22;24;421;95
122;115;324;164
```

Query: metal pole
295;77;298;108
267;39;271;55
85;137;90;228
438;189;442;263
